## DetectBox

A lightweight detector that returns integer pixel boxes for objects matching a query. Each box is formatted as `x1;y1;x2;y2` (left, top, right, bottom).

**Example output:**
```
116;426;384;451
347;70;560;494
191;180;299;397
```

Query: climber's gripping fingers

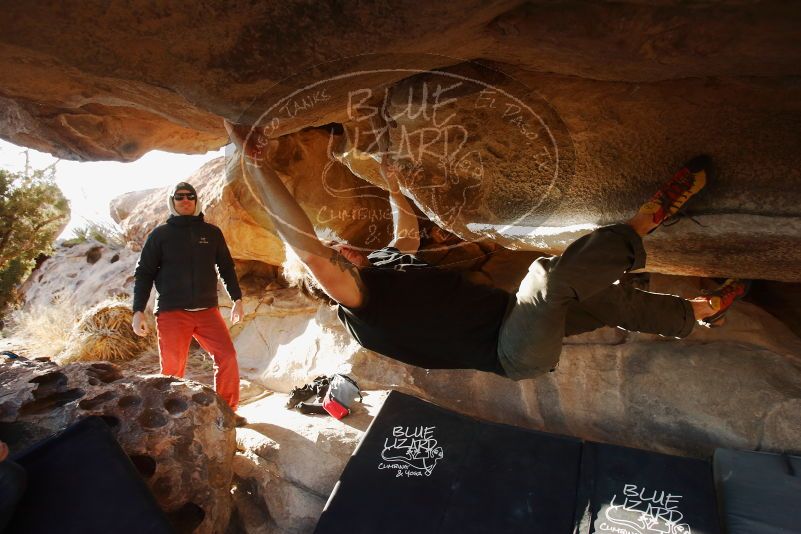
223;120;278;162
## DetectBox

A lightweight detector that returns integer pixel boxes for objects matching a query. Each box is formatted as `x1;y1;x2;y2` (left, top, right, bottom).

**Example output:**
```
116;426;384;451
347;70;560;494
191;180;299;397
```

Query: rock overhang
2;1;800;280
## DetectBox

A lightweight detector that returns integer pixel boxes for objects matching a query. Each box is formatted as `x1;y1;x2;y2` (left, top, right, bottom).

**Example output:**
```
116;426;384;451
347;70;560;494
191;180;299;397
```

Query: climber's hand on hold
224;120;277;162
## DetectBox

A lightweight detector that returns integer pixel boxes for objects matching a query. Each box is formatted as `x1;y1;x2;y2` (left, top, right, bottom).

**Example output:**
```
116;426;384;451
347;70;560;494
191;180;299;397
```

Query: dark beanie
172;182;197;197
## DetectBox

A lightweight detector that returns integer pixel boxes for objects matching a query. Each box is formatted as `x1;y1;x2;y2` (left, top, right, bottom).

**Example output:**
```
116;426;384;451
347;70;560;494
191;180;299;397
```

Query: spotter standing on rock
131;182;244;412
226;119;748;381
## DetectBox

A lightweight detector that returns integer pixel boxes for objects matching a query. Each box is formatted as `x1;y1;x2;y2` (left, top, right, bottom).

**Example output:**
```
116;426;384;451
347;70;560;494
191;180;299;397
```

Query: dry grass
56;299;155;364
8;299;77;358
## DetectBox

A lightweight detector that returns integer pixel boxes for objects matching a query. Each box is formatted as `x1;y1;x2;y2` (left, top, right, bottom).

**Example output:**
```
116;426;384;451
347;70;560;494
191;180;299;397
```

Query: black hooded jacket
132;214;242;314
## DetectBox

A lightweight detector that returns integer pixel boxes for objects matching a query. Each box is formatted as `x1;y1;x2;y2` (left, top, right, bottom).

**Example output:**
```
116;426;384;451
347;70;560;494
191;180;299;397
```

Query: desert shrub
63;219;125;247
56;299;155;365
0;166;70;316
7;299;77;358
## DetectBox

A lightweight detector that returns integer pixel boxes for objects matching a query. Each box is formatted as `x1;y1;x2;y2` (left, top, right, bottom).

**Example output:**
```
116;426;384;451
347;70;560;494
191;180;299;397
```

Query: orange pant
155;308;239;409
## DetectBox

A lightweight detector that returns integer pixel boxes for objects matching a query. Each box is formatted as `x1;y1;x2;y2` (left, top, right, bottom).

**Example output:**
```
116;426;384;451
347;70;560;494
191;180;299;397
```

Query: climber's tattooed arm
329;251;367;295
225;119;366;308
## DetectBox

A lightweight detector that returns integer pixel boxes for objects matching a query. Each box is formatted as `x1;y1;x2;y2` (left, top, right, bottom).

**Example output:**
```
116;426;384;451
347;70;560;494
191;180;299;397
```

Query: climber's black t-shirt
336;247;510;375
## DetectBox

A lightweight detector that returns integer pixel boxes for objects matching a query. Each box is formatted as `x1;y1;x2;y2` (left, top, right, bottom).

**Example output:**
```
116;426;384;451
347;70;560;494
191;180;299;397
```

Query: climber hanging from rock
224;118;749;381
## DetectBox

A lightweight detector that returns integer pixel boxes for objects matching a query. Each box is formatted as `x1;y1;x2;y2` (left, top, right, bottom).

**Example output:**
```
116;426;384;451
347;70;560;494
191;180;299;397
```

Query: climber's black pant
497;224;695;380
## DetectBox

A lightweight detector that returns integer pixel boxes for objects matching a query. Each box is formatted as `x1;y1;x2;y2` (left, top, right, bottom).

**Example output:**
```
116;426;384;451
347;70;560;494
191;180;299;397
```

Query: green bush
64;219;124;247
0;167;70;315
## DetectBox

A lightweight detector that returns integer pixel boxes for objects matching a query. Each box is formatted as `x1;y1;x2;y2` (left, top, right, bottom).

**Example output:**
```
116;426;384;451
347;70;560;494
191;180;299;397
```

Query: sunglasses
173;193;196;200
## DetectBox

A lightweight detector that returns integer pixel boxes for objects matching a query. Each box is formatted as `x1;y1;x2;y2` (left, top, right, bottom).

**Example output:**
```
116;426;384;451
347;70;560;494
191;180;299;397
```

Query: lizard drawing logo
379;425;444;477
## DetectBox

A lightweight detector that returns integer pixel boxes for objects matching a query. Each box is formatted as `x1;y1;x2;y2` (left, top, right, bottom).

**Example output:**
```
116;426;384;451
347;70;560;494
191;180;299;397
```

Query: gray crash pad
714;448;801;534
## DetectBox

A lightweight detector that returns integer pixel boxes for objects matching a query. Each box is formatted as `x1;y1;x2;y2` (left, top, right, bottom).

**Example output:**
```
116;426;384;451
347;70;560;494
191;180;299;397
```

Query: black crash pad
6;416;172;534
714;448;801;534
575;441;721;534
314;390;583;534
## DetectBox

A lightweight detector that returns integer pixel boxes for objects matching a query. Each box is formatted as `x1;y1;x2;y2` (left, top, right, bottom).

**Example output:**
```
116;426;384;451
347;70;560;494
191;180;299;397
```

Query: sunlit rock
0;358;236;534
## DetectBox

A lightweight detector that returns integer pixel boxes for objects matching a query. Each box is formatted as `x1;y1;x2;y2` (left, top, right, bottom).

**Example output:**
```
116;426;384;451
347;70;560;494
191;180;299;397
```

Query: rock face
111;148;393;266
20;239;139;312
8;192;801;534
3;2;801;279
232;392;385;534
0;357;236;534
1;2;799;157
5;6;801;531
232;275;801;460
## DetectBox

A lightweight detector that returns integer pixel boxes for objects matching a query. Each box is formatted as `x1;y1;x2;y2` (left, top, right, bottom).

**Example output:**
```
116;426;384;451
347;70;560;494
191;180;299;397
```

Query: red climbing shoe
699;278;751;328
638;155;711;231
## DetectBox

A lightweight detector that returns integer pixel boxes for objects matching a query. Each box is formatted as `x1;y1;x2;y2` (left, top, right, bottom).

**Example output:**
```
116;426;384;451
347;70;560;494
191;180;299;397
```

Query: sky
0;139;224;239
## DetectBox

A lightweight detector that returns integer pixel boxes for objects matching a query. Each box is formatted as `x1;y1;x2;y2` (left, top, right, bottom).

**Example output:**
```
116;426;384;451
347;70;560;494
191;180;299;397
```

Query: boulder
111;136;393;266
110;157;290;262
19;239;138;312
232;391;386;534
3;3;801;279
1;2;799;157
0;358;237;534
232;275;801;459
5;7;801;529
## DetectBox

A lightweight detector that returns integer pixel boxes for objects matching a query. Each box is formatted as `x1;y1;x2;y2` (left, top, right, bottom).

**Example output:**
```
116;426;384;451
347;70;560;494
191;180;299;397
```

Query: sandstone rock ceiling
2;1;801;280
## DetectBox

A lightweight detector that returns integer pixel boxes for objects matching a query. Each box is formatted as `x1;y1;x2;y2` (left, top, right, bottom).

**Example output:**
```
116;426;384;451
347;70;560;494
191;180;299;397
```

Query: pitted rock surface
0;358;236;534
20;240;139;311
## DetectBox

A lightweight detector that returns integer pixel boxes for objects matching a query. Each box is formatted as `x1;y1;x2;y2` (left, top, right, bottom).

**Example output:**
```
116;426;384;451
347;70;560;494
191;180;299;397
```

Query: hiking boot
638;155;711;232
699;278;751;328
234;414;248;427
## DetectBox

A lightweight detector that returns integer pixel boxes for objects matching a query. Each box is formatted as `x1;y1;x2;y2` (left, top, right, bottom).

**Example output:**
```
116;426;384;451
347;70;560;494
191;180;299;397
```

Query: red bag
322;395;350;420
322;374;362;419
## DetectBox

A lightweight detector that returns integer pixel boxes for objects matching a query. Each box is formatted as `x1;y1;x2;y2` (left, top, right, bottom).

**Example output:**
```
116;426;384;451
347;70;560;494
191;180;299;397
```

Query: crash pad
314;390;583;534
574;441;721;534
6;416;172;534
714;448;801;534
